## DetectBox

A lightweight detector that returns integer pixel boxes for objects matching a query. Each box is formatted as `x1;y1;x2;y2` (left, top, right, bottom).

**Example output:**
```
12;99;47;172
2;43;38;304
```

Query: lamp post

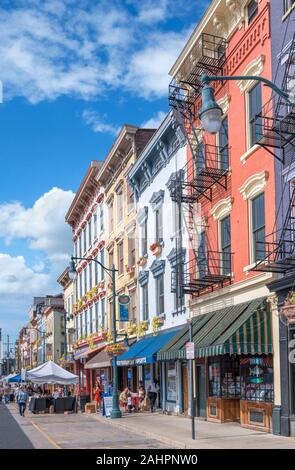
199;73;295;134
69;256;122;419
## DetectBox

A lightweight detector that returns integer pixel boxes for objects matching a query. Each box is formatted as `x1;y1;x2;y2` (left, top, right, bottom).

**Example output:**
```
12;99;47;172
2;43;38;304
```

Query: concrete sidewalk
90;411;295;449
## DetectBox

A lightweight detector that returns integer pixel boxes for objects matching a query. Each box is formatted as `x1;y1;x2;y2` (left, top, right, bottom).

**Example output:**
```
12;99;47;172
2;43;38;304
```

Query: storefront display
240;356;274;403
166;362;177;402
208;355;240;398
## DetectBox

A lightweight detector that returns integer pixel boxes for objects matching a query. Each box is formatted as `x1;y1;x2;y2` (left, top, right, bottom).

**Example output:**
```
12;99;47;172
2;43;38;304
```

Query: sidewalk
90;411;295;449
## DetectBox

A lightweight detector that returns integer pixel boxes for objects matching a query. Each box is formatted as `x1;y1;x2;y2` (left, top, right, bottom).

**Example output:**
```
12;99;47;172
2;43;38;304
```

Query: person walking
16;385;28;417
149;380;158;413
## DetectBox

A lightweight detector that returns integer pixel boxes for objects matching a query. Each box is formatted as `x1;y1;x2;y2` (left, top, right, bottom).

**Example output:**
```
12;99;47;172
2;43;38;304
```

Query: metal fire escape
252;33;295;273
169;33;233;296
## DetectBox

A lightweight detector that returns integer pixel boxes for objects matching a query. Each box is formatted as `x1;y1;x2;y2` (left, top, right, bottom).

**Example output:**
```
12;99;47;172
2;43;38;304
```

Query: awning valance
157;297;272;361
85;349;111;369
117;329;181;366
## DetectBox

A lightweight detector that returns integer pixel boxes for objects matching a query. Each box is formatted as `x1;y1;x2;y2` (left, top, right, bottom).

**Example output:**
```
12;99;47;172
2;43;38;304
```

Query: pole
64;313;67;361
7;335;10;375
189;321;195;440
42;331;46;364
110;265;121;419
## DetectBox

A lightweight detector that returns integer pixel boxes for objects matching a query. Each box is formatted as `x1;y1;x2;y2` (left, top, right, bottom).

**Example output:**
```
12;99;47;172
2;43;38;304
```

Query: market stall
27;360;79;385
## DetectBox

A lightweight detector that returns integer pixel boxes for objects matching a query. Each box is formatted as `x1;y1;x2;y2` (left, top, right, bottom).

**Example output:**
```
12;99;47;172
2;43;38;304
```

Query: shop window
220;215;231;275
218;116;229;170
240;356;274;402
247;0;258;24
252;192;266;262
208;356;240;398
248;82;262;148
166;362;177;402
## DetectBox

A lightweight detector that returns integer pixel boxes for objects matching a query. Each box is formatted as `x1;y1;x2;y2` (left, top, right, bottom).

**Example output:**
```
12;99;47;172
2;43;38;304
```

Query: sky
0;0;210;345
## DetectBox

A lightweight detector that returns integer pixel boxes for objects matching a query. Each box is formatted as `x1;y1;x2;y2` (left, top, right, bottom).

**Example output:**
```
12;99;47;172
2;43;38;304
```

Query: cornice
211;196;234;221
239;171;269;200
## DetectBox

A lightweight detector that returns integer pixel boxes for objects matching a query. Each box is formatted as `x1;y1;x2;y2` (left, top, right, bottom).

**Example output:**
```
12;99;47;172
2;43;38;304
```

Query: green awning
157;297;272;360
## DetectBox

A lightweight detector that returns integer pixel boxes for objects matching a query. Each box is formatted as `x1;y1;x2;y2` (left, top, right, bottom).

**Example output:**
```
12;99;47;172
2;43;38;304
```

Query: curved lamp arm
201;74;294;104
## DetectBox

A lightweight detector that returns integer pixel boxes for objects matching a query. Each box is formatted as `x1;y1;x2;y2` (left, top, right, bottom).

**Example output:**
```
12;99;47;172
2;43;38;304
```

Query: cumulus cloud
142;110;167;129
0;0;197;103
0;187;74;258
82;109;120;136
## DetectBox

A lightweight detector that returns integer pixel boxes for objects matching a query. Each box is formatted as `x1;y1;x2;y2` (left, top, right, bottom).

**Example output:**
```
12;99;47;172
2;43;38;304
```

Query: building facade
161;0;279;432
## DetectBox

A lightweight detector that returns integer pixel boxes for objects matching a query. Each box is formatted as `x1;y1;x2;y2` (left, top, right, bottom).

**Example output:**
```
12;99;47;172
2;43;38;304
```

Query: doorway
196;364;206;417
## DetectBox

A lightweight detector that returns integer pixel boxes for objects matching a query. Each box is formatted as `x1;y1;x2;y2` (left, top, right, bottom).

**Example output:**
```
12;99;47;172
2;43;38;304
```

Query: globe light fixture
199;80;223;134
68;257;77;281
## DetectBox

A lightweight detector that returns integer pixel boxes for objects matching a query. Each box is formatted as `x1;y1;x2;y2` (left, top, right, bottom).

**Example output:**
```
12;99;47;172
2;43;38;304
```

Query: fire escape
169;33;233;296
252;33;295;274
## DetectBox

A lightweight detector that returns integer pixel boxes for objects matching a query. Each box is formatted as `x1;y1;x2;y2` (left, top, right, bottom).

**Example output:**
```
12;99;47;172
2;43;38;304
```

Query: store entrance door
182;364;189;414
196;364;206;418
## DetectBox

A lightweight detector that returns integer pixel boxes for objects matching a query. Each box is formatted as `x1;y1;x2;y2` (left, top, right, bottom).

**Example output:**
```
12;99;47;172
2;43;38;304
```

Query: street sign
118;294;130;305
119;303;129;322
186;342;195;360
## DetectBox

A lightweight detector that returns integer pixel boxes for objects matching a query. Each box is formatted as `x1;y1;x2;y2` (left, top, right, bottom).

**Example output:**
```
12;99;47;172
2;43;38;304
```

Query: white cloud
0;187;74;259
82;109;120;136
0;1;196;103
142;111;167;129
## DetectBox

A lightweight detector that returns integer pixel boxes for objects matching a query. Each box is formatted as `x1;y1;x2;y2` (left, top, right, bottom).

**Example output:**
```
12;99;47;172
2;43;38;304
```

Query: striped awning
157;297;272;360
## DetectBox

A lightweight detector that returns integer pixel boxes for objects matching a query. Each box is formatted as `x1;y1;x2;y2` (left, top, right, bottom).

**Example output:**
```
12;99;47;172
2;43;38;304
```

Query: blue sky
0;0;210;344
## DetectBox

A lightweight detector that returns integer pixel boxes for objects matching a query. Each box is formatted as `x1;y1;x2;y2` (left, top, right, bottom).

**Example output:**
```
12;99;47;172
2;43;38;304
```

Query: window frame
248;82;262;149
251;192;266;263
117;240;124;276
247;0;258;25
220;215;231;275
156;274;165;316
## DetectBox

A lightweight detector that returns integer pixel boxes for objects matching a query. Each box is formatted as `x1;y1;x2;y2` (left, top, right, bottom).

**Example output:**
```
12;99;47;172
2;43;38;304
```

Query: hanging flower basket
152;316;164;332
126;323;137;337
280;291;295;324
98;280;105;289
106;343;128;357
150;242;162;256
126;265;135;275
138;256;147;267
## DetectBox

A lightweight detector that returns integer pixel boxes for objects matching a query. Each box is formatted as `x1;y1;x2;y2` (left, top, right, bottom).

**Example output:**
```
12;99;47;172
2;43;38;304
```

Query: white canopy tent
27;360;78;385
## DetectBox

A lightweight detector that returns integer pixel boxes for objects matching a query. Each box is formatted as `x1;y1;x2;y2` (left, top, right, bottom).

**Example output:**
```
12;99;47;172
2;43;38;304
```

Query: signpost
187;321;196;440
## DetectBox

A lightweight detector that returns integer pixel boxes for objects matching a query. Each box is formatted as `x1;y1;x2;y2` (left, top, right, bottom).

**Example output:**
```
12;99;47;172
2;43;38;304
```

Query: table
54;396;76;413
29;397;53;413
29;396;76;413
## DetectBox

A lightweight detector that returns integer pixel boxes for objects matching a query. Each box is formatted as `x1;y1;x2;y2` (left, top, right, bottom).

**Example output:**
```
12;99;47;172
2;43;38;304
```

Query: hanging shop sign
118;294;130;305
186;342;195;360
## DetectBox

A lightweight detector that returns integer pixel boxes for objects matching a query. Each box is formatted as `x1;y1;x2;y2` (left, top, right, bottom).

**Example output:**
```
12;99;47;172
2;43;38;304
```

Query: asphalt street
0;402;34;449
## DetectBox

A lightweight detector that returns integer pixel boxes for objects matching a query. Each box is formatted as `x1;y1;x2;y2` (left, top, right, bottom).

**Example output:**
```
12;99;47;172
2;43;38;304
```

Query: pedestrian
148;380;158;413
16;385;28;417
3;384;10;404
94;378;103;413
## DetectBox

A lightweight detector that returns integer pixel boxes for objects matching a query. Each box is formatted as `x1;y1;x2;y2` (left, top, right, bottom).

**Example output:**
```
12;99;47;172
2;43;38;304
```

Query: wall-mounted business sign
118;294;130;305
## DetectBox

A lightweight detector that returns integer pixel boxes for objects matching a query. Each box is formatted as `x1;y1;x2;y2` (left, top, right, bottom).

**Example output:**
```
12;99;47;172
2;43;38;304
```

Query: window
101;298;106;328
95;303;99;332
100;203;104;232
108;200;114;233
79;272;82;298
156;274;164;315
88;263;92;289
94;256;99;285
128;232;136;267
247;0;258;24
284;0;295;14
100;248;105;281
80;314;83;339
117;188;124;224
218;117;229;170
252;193;266;262
83;268;87;295
108;249;114;270
142;218;148;256
83;227;87;254
129;289;137;322
194;142;205;176
127;184;134;212
89;307;93;334
173;264;184;310
79;235;82;258
196;231;207;279
220;216;231;275
75;315;79;340
84;310;88;337
142;284;149;321
88;219;92;247
117;241;124;275
249;82;262;148
93;211;98;240
166;362;177;402
155;206;163;243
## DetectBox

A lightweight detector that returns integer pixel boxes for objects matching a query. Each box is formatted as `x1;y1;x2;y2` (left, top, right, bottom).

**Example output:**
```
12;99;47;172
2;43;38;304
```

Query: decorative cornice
239;171;269;200
150;259;166;278
167;248;186;268
237;54;265;93
138;270;149;286
149;190;165;211
211;197;234;221
217;94;231;115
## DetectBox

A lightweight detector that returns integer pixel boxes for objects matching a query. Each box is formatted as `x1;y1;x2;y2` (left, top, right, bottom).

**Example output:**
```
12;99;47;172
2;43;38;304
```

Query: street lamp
69;255;122;419
199;73;295;134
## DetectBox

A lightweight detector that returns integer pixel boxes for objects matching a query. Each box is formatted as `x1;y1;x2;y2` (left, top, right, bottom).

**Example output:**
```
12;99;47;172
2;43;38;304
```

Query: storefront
268;276;295;436
73;343;106;395
84;348;112;398
117;328;181;407
157;297;274;431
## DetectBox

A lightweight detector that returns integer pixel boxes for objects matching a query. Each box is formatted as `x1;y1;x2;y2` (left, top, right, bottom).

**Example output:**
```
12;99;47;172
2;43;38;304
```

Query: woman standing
93;378;103;413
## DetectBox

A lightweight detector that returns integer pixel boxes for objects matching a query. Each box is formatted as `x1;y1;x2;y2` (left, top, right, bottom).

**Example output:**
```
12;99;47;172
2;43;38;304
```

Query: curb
88;413;195;449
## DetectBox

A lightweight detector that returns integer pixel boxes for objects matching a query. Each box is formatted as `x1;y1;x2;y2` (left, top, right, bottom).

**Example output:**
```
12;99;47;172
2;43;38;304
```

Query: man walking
16;385;28;417
149;380;158;413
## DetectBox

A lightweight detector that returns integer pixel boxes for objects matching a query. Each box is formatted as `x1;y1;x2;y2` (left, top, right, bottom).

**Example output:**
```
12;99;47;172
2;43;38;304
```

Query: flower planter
138;256;147;267
150;242;162;256
152;316;165;332
106;344;128;357
98;280;105;289
126;265;135;275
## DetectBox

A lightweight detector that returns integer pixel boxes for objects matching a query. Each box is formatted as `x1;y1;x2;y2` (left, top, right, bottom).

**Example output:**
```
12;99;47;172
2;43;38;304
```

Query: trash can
79;394;90;412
